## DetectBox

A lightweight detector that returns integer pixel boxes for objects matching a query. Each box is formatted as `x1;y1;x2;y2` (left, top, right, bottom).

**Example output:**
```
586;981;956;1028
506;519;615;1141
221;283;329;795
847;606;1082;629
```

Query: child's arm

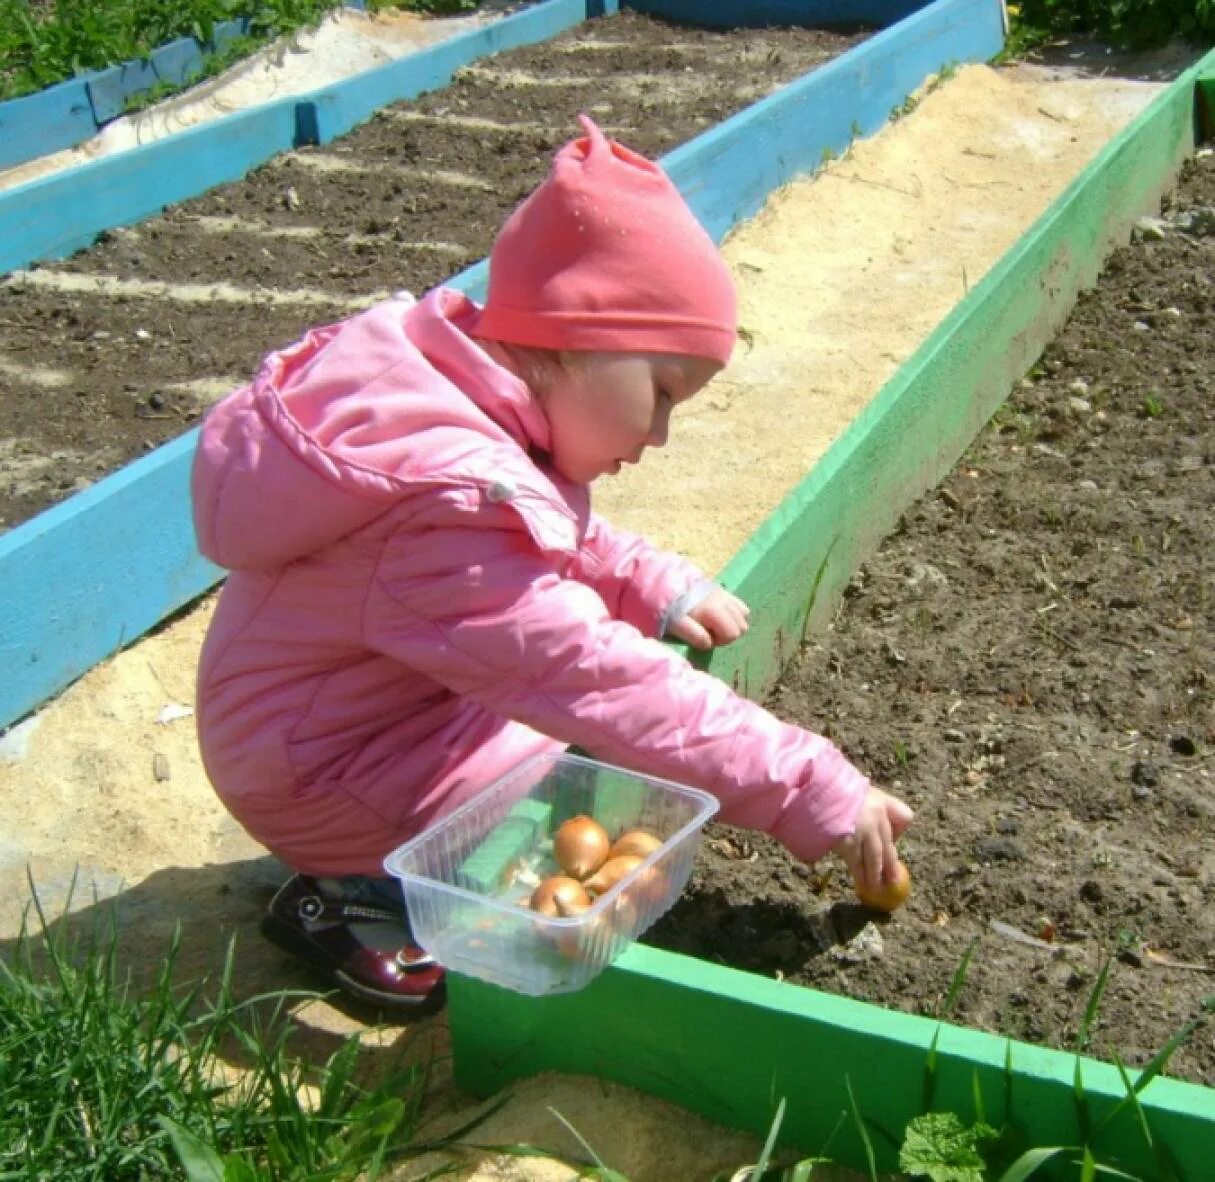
570;511;725;641
367;516;889;869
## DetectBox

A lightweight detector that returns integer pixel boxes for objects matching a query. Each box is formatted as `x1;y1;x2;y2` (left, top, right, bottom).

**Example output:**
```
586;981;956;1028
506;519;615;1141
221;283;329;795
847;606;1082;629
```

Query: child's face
539;352;722;484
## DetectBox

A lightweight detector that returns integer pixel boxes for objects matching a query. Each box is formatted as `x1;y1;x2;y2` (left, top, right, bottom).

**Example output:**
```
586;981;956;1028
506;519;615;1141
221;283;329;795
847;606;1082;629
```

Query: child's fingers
672;616;713;650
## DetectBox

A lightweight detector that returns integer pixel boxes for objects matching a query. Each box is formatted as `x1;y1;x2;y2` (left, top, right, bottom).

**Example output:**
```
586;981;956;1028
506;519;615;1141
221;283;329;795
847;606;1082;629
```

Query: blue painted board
0;97;303;272
0;0;1002;730
0;17;254;169
627;0;924;24
0;0;602;276
0;5;371;169
0;81;98;170
0;431;221;730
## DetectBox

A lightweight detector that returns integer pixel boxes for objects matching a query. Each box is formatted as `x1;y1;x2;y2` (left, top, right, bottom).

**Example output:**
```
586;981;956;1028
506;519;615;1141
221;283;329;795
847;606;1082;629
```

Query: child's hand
830;786;914;899
668;587;750;650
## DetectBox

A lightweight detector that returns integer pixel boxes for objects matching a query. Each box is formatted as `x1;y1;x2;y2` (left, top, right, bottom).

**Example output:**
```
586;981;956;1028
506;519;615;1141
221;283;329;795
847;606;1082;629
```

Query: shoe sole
260;915;445;1012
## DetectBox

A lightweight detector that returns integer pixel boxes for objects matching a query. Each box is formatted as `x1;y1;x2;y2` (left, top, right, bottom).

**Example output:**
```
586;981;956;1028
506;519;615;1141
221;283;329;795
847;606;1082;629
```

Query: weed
1139;394;1165;418
0;879;489;1180
893;739;913;769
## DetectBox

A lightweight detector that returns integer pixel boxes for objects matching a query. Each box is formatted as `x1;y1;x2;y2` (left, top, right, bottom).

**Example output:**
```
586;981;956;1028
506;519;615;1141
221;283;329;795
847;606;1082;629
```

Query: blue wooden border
629;0;923;24
0;0;1002;730
0;0;606;275
0;17;251;170
0;5;375;171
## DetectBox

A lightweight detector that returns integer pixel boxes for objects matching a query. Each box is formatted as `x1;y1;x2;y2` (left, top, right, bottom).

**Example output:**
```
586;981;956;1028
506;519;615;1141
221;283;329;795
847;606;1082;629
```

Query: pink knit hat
471;115;737;365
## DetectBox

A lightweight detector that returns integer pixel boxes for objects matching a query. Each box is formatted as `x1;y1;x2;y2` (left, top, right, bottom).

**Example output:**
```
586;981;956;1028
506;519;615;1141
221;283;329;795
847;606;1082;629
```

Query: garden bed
648;146;1215;1088
0;10;865;532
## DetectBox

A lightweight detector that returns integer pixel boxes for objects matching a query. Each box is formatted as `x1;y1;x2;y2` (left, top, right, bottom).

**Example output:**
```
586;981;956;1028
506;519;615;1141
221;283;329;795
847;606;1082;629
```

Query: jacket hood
192;289;553;571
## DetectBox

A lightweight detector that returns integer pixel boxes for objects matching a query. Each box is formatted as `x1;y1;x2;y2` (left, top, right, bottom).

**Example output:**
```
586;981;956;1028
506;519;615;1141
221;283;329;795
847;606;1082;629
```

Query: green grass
0;0;484;103
0;881;495;1181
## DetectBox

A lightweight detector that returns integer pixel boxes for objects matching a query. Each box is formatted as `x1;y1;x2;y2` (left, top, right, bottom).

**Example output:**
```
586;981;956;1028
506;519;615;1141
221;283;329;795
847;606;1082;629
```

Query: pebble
974;835;1025;862
1130;759;1160;787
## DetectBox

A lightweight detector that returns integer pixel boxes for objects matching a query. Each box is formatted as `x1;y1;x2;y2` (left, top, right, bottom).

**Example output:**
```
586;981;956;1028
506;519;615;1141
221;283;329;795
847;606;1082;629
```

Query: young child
192;116;912;1011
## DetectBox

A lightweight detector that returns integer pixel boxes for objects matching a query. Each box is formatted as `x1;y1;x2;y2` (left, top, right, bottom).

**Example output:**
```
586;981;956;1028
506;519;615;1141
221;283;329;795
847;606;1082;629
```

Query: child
192;116;912;1011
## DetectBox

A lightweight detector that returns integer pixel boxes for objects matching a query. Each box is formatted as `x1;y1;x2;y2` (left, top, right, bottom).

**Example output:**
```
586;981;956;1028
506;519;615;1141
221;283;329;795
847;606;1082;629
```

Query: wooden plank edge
449;944;1215;1176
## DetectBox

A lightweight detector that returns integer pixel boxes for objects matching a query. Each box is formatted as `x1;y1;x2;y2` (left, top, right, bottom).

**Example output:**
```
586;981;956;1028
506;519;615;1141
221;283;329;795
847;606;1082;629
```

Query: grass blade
995;1144;1070;1182
921;1024;942;1114
843;1076;877;1182
937;937;979;1019
1075;957;1113;1053
751;1097;787;1178
157;1116;226;1182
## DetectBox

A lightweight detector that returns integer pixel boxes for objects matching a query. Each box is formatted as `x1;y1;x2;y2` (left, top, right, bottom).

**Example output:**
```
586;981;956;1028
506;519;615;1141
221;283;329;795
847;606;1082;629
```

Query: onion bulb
608;828;663;860
583;854;644;896
855;860;912;913
553;815;610;879
530;875;591;917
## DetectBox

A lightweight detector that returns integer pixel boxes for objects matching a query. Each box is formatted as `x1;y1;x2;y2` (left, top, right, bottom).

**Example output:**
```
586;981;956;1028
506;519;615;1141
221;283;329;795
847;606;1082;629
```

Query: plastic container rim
382;750;721;922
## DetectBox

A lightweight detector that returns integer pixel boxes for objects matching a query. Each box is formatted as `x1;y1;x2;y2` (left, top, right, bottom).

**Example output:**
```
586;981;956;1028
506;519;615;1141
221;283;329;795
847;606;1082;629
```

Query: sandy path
0;58;1171;1181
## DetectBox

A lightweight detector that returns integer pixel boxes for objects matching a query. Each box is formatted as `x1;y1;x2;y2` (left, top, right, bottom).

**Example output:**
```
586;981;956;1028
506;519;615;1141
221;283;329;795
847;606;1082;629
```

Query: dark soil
0;12;866;532
648;148;1215;1088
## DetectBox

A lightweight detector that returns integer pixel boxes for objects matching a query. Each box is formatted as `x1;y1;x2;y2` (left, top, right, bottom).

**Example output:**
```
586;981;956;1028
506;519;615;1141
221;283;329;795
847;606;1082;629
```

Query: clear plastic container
383;752;719;995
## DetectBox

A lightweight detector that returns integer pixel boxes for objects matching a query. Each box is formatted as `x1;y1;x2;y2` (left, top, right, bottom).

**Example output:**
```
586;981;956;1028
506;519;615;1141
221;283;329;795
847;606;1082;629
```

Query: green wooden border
448;50;1215;1179
700;47;1213;703
451;946;1215;1177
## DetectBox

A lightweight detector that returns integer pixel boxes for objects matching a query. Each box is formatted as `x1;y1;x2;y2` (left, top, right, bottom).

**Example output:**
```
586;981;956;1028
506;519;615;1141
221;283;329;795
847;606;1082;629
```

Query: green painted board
699;47;1212;704
451;946;1215;1177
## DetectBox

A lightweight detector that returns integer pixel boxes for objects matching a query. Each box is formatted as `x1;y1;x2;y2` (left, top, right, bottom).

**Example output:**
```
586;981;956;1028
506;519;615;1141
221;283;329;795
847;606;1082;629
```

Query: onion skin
553;815;611;879
530;875;592;917
583;854;644;896
608;829;663;860
855;860;912;912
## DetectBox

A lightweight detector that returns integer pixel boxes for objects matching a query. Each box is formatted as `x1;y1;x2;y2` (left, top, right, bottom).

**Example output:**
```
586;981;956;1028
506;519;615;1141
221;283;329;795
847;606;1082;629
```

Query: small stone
1067;378;1090;395
147;392;166;411
152;753;171;782
943;728;966;743
995;817;1019;835
1134;215;1168;240
1131;782;1154;801
1130;760;1160;788
975;835;1025;862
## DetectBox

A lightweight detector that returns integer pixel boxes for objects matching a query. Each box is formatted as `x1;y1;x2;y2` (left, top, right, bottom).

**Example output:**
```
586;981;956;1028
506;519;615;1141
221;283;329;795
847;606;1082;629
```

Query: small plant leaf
898;1112;995;1182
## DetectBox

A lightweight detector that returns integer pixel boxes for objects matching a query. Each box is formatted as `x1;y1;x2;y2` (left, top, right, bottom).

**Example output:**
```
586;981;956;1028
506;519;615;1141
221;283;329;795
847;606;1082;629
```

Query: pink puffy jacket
192;288;868;877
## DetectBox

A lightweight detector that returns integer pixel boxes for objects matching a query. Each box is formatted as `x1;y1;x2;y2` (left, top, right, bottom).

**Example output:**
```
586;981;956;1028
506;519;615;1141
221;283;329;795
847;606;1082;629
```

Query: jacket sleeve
363;515;868;862
568;510;713;639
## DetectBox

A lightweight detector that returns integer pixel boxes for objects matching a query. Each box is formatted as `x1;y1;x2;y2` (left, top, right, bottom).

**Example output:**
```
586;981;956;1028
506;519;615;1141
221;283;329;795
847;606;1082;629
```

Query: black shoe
260;875;445;1011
